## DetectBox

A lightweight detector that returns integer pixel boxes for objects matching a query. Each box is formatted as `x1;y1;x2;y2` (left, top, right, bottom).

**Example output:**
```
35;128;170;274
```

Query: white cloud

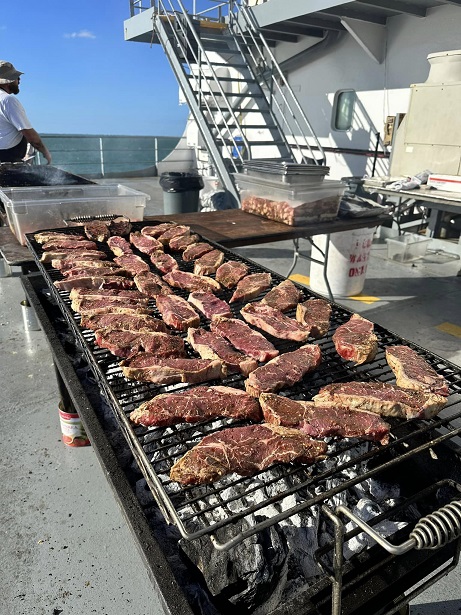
64;30;96;39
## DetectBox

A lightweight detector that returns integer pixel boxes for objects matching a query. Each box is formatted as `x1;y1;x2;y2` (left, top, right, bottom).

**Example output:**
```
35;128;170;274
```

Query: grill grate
25;223;461;551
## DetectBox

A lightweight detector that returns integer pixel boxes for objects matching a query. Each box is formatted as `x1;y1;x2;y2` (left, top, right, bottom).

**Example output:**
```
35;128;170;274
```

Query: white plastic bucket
309;227;376;297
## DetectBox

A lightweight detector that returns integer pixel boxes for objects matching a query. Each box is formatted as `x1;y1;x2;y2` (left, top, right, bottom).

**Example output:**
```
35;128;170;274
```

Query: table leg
286;238;300;278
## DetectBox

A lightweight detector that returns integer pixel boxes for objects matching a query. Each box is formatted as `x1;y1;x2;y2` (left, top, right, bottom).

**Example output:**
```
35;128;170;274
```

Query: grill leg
322;505;345;615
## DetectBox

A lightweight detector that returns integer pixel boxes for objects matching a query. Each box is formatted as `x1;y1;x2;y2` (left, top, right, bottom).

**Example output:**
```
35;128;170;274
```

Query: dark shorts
0;135;28;162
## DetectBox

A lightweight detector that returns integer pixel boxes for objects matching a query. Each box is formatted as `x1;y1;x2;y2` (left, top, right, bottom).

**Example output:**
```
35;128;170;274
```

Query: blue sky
0;0;189;136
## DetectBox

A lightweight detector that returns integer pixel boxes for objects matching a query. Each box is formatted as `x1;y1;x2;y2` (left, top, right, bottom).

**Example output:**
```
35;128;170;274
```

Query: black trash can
159;172;204;215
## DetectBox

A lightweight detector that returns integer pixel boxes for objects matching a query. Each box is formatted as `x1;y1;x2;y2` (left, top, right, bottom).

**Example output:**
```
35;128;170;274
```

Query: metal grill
25;223;461;552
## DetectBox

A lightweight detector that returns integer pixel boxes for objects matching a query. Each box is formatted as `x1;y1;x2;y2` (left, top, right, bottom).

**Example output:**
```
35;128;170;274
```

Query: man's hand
21;128;52;165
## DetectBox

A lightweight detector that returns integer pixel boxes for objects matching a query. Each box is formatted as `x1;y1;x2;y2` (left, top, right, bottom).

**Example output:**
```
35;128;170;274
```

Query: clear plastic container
1;184;149;245
235;174;344;226
385;233;431;262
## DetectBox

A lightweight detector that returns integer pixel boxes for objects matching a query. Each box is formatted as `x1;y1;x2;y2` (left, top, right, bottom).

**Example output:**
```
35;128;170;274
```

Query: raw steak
210;316;279;362
114;254;150;275
80;312;167;333
170;423;327;485
386;345;449;396
42;239;98;252
245;344;322;397
69;287;147;302
313;381;447;420
34;231;86;244
259;393;390;445
163;270;221;293
84;220;110;242
194;249;224;276
107;235;133;256
333;314;378;365
134;271;172;297
230;273;272;304
182;242;214;261
141;223;178;238
169;233;200;251
261;280;302;313
130;231;163;255
150;251;179;274
187;328;258;376
215;260;249;289
155;294;200;331
41;250;106;264
71;296;152;314
54;276;135;291
120;354;223;385
188;291;232;319
109;217;132;237
63;266;130;279
157;225;190;245
130;385;262;427
54;259;116;272
296;298;332;339
240;302;310;342
94;329;185;359
77;304;151;317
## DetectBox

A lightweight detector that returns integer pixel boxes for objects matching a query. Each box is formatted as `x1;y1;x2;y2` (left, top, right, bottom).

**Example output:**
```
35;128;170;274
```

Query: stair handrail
229;0;326;165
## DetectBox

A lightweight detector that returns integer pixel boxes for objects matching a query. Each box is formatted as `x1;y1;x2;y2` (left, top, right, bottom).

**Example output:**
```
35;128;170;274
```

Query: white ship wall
276;5;461;180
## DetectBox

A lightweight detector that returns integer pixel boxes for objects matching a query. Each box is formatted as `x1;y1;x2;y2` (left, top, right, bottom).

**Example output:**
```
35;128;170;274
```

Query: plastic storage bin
1;184;149;245
235;174;344;226
385;233;431;262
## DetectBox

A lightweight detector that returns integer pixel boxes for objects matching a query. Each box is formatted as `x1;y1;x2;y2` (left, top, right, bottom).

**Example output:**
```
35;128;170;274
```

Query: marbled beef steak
215;260;249;289
386;345;449;396
107;236;133;256
188;291;232;320
240;302;310;342
296;298;332;339
230;273;272;304
150;251;178;275
193;249;225;276
261;280;302;313
84;220;110;242
94;329;185;359
114;254;150;276
155;294;201;331
120;354;223;385
333;313;378;365
134;271;173;297
169;423;327;485
130;385;262;427
34;231;86;244
130;231;163;255
187;327;258;376
210;316;279;362
163;270;221;293
80;312;167;333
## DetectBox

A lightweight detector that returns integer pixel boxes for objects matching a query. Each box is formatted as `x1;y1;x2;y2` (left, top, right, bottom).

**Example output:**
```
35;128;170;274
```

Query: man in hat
0;60;52;164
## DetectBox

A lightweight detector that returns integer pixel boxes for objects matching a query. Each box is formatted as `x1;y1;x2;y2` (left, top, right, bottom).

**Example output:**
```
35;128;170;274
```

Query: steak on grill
107;236;133;256
84;220;110;242
240;302;310;342
261;280;302;312
129;231;163;255
155;294;201;331
259;393;390;444
114;254;150;276
157;225;190;245
94;329;185;359
54;258;116;272
133;271;172;297
332;314;378;365
54;276;135;291
187;327;258;376
120;354;223;385
163;270;221;293
215;260;249;289
169;424;327;485
230;273;272;304
41;250;106;264
386;345;450;397
193;249;225;276
34;231;87;244
182;242;214;261
141;223;178;238
296;298;332;339
188;291;232;320
169;233;199;251
130;385;262;427
42;239;98;252
108;217;132;237
71;296;152;314
69;287;148;302
313;381;447;419
245;344;322;397
63;266;130;279
210;316;279;362
150;251;179;275
80;312;167;333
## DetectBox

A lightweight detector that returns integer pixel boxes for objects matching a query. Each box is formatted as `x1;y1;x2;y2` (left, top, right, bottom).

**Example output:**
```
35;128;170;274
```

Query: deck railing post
99;137;105;177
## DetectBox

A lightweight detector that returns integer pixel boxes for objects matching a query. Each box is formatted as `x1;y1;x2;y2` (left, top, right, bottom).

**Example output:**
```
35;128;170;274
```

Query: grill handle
337;500;461;555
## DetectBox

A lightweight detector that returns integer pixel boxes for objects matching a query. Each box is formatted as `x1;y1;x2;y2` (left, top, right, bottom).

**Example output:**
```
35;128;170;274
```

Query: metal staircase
148;0;325;206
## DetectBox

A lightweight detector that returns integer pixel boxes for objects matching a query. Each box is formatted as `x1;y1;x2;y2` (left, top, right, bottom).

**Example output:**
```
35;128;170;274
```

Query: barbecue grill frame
22;270;461;615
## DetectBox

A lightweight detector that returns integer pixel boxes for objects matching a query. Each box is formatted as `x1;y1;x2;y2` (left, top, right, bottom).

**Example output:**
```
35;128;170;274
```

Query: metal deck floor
1;180;460;614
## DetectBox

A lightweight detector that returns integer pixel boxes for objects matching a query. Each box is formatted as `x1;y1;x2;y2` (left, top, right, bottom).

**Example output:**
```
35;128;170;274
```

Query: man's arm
21;128;52;164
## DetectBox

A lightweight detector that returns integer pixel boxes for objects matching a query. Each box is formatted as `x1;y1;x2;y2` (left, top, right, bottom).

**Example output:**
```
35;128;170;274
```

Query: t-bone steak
313;381;447;420
245;344;322;397
259;393;390;444
169;424;327;485
120;354;223;385
155;294;201;331
210;316;279;362
385;345;449;396
261;280;302;313
332;314;378;365
230;273;272;304
296;298;332;339
240;302;310;342
187;327;258;376
130;385;262;427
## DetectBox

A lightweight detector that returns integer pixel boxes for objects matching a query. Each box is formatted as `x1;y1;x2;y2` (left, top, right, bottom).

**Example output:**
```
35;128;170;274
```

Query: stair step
186;75;256;84
202;106;272;113
214;123;269;129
